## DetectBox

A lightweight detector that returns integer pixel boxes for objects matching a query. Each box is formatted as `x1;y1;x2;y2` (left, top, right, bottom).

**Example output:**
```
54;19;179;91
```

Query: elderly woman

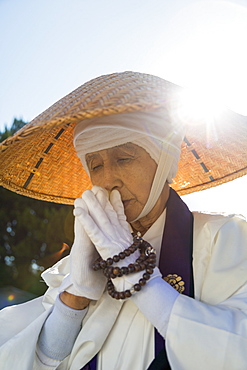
0;72;247;370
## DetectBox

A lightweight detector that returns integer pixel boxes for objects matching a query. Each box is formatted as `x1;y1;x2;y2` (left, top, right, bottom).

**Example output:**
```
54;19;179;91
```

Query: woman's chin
125;209;140;224
123;201;142;224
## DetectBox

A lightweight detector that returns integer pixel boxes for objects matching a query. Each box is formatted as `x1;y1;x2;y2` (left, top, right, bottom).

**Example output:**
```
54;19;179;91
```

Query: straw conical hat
0;71;246;204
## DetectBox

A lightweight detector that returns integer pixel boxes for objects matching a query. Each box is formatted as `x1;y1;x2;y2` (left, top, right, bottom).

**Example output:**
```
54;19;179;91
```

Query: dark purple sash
148;188;194;369
83;189;194;370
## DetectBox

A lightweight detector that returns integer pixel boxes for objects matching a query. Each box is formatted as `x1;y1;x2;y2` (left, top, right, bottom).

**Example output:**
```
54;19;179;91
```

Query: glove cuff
59;274;106;301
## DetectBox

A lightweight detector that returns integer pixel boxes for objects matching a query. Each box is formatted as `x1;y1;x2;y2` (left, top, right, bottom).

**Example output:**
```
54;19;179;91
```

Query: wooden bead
103;269;109;278
105;266;113;274
113;292;120;299
138;255;146;262
112;267;121;276
129;245;136;253
139;278;146;286
121;266;129;275
119;252;126;259
113;255;120;262
143;273;151;280
128;264;135;273
119;292;126;299
134;264;142;272
92;263;100;271
124;290;131;298
99;260;107;268
134;284;141;291
117;269;123;277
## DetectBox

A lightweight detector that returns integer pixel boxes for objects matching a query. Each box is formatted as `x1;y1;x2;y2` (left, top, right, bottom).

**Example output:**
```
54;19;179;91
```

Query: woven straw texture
0;71;246;204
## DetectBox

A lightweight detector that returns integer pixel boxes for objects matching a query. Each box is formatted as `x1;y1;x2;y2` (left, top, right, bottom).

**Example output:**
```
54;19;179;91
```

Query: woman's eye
91;164;102;171
118;157;131;163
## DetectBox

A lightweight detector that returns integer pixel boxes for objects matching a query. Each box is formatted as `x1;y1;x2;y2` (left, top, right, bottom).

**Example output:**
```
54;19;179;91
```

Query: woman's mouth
122;199;133;208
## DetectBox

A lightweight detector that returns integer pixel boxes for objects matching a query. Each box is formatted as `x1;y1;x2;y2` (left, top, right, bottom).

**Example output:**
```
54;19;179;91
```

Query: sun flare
175;88;226;126
150;1;247;117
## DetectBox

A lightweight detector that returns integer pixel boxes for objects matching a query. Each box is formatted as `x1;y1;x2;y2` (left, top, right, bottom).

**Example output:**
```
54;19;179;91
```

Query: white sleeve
133;214;247;370
35;295;88;367
131;271;179;337
166;285;247;369
165;214;247;370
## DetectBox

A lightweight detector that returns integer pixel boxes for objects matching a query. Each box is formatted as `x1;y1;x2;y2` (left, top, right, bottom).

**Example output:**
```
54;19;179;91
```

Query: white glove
81;186;132;258
59;188;107;300
78;186;161;293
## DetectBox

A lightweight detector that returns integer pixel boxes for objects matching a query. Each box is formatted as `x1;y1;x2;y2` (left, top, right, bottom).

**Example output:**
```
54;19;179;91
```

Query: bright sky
0;0;247;216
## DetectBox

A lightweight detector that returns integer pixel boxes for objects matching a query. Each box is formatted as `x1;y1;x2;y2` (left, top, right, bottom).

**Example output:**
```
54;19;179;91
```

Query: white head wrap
73;110;185;220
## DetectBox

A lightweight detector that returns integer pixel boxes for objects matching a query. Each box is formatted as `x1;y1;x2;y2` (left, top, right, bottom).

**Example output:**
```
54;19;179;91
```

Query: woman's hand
79;186;132;259
59;189;107;302
77;186;156;292
60;291;91;310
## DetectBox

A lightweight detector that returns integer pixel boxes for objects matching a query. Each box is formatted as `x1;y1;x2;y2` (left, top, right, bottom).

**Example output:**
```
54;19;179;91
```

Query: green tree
0;118;25;142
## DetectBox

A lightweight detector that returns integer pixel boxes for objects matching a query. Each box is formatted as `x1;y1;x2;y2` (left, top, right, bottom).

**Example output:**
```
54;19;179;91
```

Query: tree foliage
0;119;73;295
0;118;26;142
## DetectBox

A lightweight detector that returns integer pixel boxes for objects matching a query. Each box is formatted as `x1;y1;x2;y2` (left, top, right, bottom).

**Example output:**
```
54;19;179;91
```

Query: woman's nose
102;165;122;191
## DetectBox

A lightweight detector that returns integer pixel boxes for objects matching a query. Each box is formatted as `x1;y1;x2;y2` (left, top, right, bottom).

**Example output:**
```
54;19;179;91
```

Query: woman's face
86;143;157;222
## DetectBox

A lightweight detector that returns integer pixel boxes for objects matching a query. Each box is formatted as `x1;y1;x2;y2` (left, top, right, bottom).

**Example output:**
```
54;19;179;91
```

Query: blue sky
1;0;247;215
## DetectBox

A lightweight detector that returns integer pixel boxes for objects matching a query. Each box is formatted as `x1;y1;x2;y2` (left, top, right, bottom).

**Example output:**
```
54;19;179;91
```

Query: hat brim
0;72;246;204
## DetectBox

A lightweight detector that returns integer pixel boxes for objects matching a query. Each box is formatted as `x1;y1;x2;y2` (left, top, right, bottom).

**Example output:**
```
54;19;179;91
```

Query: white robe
0;212;247;370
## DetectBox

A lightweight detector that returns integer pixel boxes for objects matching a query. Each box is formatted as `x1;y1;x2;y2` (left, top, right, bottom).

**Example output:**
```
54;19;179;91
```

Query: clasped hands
61;186;146;301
